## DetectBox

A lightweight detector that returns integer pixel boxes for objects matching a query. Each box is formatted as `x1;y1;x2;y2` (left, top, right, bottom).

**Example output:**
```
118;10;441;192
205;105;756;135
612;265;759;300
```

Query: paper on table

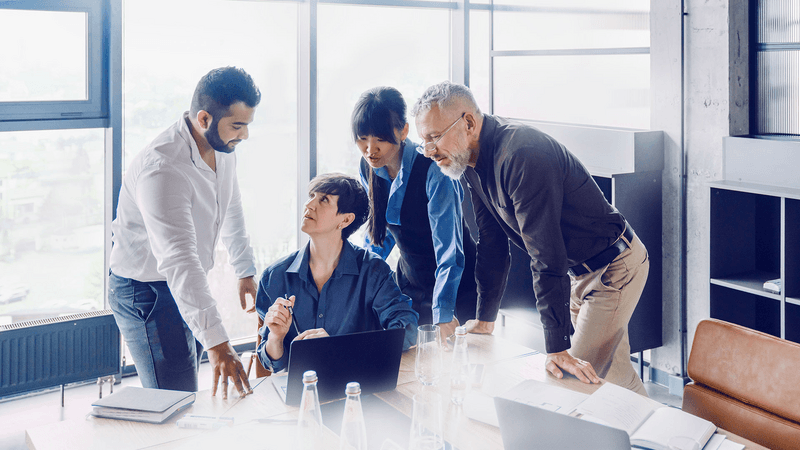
502;379;589;415
462;392;500;427
717;438;745;450
573;382;657;434
703;434;726;450
464;379;589;428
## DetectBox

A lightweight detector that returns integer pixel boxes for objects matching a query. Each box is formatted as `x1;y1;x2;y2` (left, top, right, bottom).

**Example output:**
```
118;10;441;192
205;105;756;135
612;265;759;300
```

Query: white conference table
25;334;766;450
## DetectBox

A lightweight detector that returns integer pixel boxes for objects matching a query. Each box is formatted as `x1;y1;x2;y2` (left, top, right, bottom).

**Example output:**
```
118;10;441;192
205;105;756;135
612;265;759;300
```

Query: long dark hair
351;87;407;246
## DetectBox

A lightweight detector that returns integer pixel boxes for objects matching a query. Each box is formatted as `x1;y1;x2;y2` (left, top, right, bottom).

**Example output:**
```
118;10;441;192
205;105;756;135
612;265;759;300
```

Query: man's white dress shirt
110;112;256;350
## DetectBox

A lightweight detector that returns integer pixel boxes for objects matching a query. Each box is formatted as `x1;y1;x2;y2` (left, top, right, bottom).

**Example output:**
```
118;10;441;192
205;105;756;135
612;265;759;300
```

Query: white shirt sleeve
220;160;257;279
135;163;229;349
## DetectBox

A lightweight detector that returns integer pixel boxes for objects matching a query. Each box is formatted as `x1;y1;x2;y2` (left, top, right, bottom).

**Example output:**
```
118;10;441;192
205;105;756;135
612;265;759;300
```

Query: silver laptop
271;328;405;406
494;396;632;450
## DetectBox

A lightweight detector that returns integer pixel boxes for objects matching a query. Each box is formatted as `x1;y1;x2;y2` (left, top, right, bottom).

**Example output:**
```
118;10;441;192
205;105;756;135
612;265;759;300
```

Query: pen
285;294;301;335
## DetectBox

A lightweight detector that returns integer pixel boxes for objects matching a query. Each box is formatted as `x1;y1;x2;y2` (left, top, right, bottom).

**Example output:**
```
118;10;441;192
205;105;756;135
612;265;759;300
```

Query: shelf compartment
711;285;781;338
710;270;782;300
786;199;800;298
710;189;780;280
592;175;612;204
786;303;800;344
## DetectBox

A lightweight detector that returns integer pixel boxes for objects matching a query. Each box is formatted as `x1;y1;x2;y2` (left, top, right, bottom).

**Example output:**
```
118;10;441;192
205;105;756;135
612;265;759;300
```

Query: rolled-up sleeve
425;165;466;324
135;164;228;350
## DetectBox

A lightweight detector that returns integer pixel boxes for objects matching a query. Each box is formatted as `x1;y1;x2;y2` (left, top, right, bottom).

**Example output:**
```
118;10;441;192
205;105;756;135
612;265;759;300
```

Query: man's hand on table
208;341;253;399
545;350;601;384
464;319;495;335
238;276;258;313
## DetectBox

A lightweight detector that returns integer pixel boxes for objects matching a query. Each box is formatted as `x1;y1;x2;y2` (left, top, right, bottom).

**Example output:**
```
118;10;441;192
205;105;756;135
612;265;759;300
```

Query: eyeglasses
416;113;465;155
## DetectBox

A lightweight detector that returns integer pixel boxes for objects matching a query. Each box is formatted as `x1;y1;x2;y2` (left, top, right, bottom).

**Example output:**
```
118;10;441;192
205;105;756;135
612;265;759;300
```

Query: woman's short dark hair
351;86;406;145
190;66;261;121
351;86;407;247
308;173;369;240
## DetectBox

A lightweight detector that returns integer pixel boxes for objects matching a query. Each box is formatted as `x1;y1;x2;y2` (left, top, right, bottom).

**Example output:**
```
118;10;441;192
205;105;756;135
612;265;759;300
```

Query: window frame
0;0;108;127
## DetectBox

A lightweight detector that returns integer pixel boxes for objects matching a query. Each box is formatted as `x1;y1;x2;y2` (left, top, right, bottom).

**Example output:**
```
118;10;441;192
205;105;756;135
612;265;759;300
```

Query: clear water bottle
339;382;368;450
295;370;324;450
450;325;469;405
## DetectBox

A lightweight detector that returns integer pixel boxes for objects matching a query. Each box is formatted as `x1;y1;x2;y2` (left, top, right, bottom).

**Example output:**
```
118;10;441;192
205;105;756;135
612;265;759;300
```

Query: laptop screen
273;328;405;406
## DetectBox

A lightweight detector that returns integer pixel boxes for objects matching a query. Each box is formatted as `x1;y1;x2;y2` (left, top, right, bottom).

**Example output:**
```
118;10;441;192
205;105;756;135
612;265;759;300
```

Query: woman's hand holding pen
265;295;296;341
263;295;296;362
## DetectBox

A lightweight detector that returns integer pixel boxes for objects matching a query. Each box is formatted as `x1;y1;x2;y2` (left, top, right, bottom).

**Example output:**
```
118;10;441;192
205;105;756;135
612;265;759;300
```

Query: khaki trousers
569;231;649;396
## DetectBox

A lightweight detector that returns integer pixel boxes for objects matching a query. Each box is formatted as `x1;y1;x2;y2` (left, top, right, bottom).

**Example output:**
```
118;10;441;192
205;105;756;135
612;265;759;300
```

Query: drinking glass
409;392;444;450
415;324;442;386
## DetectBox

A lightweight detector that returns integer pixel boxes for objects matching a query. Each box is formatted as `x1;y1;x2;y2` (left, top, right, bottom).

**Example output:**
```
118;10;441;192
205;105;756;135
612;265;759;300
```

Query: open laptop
271;328;405;406
494;396;632;450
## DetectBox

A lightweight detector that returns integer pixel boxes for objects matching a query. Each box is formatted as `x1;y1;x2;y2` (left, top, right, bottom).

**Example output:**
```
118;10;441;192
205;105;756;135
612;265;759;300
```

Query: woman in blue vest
351;86;478;340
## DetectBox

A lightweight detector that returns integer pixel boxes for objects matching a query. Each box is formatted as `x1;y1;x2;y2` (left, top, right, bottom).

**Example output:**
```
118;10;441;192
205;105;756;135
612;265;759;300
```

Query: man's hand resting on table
208;341;253;399
464;319;495;335
545;350;601;384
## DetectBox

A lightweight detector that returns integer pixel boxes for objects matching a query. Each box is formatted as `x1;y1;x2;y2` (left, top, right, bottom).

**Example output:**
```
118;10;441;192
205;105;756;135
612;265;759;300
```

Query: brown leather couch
682;318;800;450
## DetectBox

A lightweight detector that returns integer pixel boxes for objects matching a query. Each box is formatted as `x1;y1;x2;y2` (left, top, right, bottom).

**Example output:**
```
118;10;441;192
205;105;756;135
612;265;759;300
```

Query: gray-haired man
412;81;649;394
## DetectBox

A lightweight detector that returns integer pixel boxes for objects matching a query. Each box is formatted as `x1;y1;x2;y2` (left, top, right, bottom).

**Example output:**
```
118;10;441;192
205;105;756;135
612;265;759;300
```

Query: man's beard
206;119;236;153
439;151;470;179
438;136;471;179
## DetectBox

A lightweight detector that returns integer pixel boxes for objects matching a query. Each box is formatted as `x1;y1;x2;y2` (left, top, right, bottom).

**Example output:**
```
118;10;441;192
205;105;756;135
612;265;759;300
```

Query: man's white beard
440;159;468;179
439;148;470;179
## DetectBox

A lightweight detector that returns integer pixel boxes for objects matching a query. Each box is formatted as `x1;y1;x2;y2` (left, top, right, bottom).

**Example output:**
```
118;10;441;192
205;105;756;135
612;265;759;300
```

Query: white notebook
574;382;716;450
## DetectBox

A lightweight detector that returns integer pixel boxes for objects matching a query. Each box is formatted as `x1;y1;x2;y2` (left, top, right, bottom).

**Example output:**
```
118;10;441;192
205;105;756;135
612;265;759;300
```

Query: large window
754;0;800;136
0;0;107;122
123;0;298;345
490;1;650;129
315;4;451;177
0;129;106;325
1;0;653;378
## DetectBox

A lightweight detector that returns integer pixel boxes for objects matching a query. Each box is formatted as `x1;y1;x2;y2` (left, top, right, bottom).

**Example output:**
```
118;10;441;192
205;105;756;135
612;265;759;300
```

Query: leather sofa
683;318;800;450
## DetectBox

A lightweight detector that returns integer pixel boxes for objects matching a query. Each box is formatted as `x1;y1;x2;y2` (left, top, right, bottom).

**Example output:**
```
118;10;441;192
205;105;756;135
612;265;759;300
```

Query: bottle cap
345;382;361;395
303;370;318;383
455;326;467;336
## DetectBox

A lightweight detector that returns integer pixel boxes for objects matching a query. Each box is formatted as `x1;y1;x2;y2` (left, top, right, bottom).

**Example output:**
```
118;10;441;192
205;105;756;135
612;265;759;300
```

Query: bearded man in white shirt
108;67;260;398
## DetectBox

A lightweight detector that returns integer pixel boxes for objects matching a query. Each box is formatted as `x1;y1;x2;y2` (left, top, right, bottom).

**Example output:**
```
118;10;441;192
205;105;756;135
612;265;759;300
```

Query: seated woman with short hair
255;173;419;373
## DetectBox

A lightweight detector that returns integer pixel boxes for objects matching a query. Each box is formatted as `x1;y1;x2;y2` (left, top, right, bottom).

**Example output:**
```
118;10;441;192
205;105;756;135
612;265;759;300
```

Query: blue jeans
108;272;203;391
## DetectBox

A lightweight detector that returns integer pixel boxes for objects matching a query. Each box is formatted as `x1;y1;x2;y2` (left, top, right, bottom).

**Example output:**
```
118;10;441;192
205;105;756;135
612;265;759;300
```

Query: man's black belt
568;223;634;277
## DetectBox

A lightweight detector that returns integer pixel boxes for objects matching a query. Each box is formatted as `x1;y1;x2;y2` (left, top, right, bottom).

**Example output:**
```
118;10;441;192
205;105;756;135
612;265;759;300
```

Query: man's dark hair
190;66;261;121
308;173;369;241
